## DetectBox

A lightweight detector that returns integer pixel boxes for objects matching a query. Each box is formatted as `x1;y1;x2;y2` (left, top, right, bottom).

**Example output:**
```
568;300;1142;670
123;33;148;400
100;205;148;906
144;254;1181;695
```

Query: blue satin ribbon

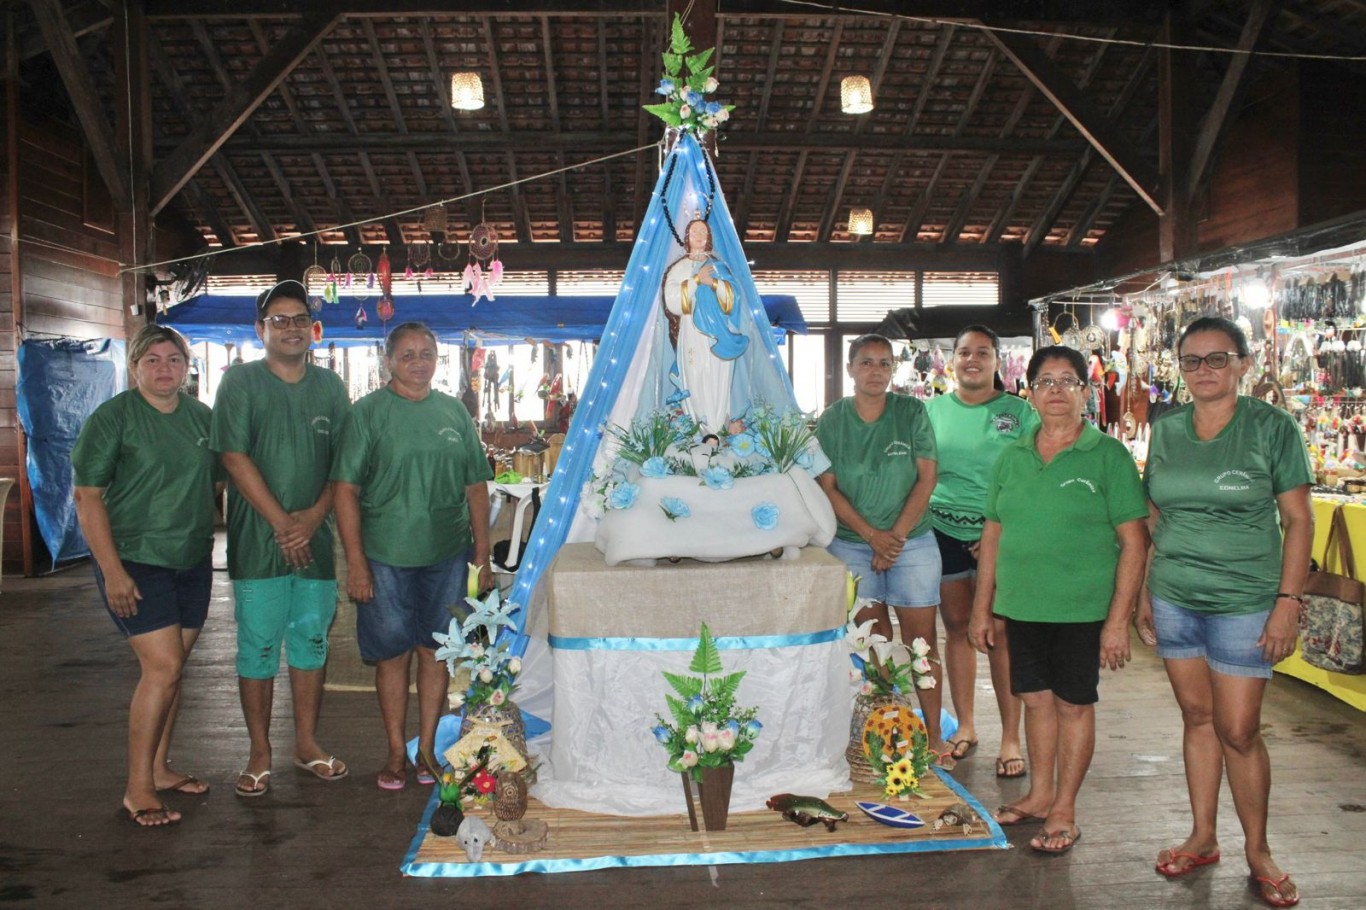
401;774;1007;878
547;627;843;652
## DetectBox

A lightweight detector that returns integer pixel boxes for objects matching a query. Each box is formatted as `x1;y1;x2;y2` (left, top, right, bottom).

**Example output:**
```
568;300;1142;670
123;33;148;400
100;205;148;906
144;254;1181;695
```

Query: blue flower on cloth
608;482;640;510
660;497;691;521
640;456;671;479
728;432;758;459
652;725;672;743
701;466;734;490
656;78;675;96
752;501;780;530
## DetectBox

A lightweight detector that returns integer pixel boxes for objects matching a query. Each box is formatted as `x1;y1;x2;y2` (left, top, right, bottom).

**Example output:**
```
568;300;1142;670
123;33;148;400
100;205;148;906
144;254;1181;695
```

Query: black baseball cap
256;279;309;319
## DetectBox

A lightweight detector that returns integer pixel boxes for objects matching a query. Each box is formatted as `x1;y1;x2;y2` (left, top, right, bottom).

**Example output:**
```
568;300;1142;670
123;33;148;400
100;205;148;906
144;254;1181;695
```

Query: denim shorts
233;576;337;678
1150;594;1274;679
356;554;470;662
934;528;978;582
827;530;942;608
94;556;211;637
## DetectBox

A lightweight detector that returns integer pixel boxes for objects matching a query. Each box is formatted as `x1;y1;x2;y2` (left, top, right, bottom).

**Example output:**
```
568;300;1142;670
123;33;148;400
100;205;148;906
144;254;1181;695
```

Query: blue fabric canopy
158;290;805;346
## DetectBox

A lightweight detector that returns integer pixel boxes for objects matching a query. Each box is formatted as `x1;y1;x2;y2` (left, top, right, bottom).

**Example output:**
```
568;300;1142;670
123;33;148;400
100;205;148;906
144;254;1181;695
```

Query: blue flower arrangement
644;15;735;136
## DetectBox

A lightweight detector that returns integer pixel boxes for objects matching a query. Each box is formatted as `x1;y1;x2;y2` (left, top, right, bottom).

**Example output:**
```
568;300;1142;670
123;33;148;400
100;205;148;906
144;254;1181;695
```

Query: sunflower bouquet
862;702;934;800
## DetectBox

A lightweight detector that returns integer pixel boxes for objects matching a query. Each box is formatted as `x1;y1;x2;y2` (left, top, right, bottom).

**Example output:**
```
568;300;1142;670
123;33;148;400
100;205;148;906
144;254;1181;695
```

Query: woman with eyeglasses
926;325;1038;776
1136;316;1311;908
817;333;955;767
332;322;494;791
72;325;222;826
969;345;1148;854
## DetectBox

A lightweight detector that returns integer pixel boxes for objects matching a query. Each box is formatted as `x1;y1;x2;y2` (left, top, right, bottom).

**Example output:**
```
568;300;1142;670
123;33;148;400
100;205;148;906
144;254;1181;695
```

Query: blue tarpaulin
16;338;127;568
158;291;806;346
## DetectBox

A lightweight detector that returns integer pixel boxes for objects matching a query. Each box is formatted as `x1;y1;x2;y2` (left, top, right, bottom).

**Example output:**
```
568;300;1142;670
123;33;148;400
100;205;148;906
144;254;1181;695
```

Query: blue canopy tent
158;291;806;346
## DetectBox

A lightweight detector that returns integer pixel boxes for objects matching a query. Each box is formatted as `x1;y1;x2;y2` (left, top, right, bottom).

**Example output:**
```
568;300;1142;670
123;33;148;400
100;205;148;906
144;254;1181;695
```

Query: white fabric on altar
528;542;852;816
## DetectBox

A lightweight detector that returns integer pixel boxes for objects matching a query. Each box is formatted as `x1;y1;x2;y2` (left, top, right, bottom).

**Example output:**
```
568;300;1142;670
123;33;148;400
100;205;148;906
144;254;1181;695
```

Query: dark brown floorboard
2;551;1364;909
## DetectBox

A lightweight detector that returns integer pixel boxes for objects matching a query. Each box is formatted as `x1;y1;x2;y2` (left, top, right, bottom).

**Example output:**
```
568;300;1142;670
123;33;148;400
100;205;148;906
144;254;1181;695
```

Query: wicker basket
846;692;917;783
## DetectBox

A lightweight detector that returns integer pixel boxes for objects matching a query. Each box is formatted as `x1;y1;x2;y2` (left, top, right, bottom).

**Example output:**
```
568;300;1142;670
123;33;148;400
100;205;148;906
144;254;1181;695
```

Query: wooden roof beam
773;150;809;243
731;151;759;239
362;18;408;134
982;25;1161;215
505;153;532;244
181;179;237;248
262;152;319;238
754;20;784;132
420;17;461;134
1186;0;1280;201
482;17;510;134
898;154;948;244
312;153;363;247
817;153;858;242
216;157;276;244
150;12;337;215
941;155;996;246
16;1;109;62
28;0;127;204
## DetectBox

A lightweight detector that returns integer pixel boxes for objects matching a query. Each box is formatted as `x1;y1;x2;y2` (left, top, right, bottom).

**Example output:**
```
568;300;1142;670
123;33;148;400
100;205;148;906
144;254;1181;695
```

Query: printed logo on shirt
1060;477;1098;494
884;440;913;457
196;436;210;448
438;426;463;444
992;413;1021;433
1214;469;1252;491
310;415;332;435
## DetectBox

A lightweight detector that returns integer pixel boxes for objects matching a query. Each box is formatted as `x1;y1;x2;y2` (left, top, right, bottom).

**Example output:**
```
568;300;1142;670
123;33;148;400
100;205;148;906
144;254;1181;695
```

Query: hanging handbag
1300;505;1366;674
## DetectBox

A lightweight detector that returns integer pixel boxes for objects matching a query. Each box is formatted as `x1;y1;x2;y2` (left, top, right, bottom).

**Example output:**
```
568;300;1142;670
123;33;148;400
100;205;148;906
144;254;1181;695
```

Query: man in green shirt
210;280;351;797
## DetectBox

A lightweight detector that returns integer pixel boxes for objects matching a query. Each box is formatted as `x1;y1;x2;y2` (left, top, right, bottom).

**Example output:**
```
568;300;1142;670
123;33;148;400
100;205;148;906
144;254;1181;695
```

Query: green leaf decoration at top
670;13;692;55
685;48;714;73
689;622;724;675
645;13;733;136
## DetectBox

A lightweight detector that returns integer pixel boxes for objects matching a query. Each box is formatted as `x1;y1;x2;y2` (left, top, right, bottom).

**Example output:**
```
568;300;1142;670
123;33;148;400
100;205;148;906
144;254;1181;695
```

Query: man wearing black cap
210;280;351;797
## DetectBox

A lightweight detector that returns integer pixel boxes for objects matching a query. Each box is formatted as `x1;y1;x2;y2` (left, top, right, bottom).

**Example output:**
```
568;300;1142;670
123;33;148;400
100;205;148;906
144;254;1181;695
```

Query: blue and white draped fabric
504;133;807;660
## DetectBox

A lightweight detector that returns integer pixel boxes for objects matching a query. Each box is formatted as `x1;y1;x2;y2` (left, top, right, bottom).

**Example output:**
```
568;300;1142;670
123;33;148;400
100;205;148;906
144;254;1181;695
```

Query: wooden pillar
113;0;151;336
1158;11;1197;264
5;4;34;576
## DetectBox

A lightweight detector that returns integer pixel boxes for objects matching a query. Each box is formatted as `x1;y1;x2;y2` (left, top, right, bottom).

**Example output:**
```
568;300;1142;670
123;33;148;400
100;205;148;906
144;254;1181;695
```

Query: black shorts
94;556;212;637
1004;617;1104;705
933;528;978;580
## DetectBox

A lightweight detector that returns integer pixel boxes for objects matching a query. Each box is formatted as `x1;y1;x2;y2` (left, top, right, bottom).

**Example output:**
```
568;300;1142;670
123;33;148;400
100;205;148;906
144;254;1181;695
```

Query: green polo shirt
210;360;350;580
71;390;221;570
816;393;937;543
1145;397;1313;614
926;391;1039;541
330;387;493;567
986;422;1147;622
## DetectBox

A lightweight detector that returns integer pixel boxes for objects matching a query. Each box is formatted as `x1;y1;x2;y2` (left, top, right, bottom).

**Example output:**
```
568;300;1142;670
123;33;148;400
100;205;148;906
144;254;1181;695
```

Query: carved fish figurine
765;793;849;832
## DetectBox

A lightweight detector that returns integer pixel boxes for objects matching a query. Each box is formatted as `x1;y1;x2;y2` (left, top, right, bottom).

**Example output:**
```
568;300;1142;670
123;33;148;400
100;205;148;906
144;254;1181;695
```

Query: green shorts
232;576;338;678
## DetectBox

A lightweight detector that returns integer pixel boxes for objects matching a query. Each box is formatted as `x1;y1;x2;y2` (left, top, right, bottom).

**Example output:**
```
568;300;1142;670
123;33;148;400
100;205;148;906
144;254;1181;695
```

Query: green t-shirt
330;387;493;567
926;391;1039;541
71;390;221;570
986;422;1148;623
1144;396;1313;614
816;394;937;543
210;360;350;580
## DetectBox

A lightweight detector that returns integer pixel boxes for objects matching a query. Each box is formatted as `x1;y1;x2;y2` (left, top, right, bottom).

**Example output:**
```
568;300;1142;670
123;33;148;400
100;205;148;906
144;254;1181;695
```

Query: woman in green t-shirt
816;334;954;766
72;325;221;827
1137;316;1312;908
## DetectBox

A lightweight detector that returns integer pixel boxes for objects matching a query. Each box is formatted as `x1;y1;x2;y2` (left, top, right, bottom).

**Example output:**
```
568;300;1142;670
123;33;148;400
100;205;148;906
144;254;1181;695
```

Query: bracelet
1275;592;1306;605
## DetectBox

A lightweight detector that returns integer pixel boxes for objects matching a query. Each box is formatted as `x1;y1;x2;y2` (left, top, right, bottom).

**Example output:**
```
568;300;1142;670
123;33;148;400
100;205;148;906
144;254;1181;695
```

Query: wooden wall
1298;62;1366;227
1;113;123;577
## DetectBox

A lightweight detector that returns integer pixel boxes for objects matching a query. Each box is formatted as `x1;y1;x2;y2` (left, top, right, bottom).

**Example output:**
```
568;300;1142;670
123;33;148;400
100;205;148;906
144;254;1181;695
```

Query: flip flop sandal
1030;826;1081;855
125;803;178;827
1249;873;1299;908
293;756;348;782
948;738;978;760
994;804;1044;826
415;768;437;786
1155;849;1220;877
376;768;407;791
157;775;209;795
996;756;1027;778
234;770;271;798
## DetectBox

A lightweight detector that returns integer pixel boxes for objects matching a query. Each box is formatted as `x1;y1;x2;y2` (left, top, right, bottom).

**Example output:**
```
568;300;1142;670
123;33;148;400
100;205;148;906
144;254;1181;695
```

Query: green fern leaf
689;622;724;675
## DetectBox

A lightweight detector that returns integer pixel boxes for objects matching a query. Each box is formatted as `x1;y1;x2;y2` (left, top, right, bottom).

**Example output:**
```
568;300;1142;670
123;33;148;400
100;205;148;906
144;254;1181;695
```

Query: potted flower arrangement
433;587;533;778
651;622;762;831
844;598;938;788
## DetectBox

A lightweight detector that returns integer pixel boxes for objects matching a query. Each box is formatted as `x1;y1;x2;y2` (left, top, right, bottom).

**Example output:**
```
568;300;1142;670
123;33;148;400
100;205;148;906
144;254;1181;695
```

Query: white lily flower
844;618;878;657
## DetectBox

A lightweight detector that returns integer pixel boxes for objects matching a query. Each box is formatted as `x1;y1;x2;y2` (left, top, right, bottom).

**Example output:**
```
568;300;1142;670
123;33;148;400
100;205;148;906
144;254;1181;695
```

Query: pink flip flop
376;768;407;791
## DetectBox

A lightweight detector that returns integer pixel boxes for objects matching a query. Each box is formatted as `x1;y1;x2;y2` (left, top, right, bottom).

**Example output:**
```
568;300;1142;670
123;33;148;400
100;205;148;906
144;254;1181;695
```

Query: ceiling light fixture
849;207;874;236
840;76;874;114
450;72;485;111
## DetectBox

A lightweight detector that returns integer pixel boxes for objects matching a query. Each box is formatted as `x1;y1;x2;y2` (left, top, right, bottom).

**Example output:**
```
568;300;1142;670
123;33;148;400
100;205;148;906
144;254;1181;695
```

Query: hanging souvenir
348;250;372;301
377;296;395;324
465;219;503;305
354;304;368;330
377;247;393;299
326;251;342;305
312;320;324;344
303;246;327;313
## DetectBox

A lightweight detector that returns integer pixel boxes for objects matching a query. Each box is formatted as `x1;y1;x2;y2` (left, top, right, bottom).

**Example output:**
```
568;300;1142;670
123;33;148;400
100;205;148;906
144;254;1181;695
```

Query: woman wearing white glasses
970;345;1148;855
1137;316;1311;908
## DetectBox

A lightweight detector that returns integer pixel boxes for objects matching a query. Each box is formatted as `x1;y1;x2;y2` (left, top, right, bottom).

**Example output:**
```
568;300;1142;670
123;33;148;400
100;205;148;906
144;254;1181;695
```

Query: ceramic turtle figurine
765;793;849;832
933;801;980;834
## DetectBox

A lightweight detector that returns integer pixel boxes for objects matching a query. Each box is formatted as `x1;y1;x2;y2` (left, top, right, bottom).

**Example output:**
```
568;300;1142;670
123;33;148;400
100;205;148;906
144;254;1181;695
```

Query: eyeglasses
262;314;313;329
1178;352;1241;371
1031;376;1084;391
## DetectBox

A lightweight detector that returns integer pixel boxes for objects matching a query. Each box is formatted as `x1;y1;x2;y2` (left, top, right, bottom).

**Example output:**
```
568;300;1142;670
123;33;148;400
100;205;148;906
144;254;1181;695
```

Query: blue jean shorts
94;556;211;637
827;530;942;608
1150;594;1274;679
357;554;470;662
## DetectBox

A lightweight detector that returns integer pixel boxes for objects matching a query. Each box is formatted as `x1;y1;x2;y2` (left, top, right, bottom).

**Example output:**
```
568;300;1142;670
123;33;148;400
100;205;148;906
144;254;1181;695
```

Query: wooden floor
3;554;1365;909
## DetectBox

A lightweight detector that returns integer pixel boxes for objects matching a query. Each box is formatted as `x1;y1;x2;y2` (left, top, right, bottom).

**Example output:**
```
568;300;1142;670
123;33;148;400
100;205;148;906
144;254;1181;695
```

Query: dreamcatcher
406;239;431;278
324;251;343;305
348;249;372;302
464;210;503;305
302;246;328;313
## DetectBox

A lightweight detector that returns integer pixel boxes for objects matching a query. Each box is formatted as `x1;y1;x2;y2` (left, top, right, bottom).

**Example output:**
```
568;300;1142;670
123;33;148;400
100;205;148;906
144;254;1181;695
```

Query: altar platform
531;543;853;815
